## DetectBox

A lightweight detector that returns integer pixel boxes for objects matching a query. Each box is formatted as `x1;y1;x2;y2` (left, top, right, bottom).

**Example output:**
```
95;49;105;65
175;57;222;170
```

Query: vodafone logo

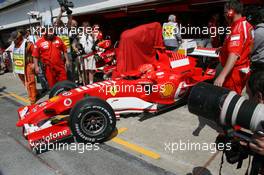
63;98;72;107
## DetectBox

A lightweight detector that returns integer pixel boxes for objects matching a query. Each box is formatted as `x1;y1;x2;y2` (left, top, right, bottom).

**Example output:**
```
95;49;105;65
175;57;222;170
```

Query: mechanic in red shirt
214;0;253;95
33;27;70;88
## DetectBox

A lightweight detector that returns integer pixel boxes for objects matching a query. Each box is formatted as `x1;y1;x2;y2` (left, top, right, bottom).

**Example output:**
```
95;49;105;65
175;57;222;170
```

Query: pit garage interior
0;0;263;47
67;0;264;43
74;0;226;42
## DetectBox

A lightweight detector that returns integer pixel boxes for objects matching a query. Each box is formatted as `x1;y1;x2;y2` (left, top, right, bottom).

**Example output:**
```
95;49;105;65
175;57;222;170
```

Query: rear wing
177;39;219;58
187;47;219;58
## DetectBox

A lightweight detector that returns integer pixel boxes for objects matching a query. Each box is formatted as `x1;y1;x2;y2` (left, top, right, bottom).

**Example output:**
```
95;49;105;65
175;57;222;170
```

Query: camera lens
188;82;264;132
188;82;229;122
223;94;264;132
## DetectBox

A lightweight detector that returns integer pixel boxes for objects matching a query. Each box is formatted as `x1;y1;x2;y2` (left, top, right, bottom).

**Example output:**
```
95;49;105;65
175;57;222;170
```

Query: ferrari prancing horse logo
109;86;118;96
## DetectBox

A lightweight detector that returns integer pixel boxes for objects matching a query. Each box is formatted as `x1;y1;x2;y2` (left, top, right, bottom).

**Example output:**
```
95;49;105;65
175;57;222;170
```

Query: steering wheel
139;64;155;74
139;64;157;80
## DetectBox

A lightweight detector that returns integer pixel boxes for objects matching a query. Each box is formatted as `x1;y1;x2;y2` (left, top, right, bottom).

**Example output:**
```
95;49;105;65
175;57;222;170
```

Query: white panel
170;58;189;68
188;48;219;58
106;97;157;110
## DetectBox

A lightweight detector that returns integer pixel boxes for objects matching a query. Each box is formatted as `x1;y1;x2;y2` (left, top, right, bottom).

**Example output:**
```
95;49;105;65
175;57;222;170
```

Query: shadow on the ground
119;98;187;122
192;116;223;137
107;127;118;140
186;166;213;175
137;98;187;122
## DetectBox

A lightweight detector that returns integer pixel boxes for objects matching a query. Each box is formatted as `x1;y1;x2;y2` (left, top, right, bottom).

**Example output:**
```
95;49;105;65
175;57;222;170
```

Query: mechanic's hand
61;6;66;13
214;74;225;87
34;65;40;74
76;50;83;56
216;47;222;55
65;60;70;69
240;134;264;156
99;48;105;52
179;40;183;45
30;63;35;71
3;52;8;58
66;9;72;15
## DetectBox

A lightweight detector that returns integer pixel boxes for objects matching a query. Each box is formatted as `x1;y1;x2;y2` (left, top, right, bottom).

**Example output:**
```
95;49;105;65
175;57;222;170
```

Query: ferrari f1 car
16;22;219;151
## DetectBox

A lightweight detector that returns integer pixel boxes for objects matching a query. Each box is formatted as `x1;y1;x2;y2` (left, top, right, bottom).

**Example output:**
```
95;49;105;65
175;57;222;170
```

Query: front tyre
69;97;116;143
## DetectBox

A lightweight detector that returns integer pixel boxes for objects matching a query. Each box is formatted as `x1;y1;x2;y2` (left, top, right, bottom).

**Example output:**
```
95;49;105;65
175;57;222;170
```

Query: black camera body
74;44;85;57
215;130;251;165
57;0;74;15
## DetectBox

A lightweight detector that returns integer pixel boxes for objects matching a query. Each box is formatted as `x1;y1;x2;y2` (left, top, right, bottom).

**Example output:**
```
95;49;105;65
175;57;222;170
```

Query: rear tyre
69;97;116;143
49;80;77;98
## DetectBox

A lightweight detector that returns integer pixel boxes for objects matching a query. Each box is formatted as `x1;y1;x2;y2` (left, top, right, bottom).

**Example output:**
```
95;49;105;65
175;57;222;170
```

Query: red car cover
114;22;164;76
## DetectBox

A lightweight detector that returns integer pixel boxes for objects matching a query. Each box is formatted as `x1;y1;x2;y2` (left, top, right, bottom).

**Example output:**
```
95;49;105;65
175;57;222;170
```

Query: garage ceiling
0;0;22;10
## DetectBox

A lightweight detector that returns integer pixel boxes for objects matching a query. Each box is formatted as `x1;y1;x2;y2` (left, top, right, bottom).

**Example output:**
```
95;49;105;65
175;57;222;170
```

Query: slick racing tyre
69;97;116;143
49;80;77;98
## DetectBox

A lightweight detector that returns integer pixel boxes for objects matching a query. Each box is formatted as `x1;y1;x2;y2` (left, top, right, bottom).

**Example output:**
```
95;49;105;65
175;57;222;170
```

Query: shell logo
160;82;175;98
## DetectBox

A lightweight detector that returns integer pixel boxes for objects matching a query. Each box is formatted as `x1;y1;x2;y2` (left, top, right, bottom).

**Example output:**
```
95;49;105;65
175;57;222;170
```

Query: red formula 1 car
16;22;218;152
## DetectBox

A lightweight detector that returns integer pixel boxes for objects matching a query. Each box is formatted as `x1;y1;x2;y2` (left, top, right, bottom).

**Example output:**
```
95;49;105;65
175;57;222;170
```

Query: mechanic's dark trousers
44;64;67;89
17;63;38;104
37;61;49;92
66;53;75;81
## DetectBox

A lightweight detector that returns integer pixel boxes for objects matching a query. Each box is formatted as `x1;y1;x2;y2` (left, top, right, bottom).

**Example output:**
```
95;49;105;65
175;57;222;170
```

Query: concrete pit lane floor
0;73;250;175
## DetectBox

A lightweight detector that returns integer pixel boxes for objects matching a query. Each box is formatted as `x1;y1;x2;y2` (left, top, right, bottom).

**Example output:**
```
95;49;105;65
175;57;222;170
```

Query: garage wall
0;0;157;30
0;0;37;29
